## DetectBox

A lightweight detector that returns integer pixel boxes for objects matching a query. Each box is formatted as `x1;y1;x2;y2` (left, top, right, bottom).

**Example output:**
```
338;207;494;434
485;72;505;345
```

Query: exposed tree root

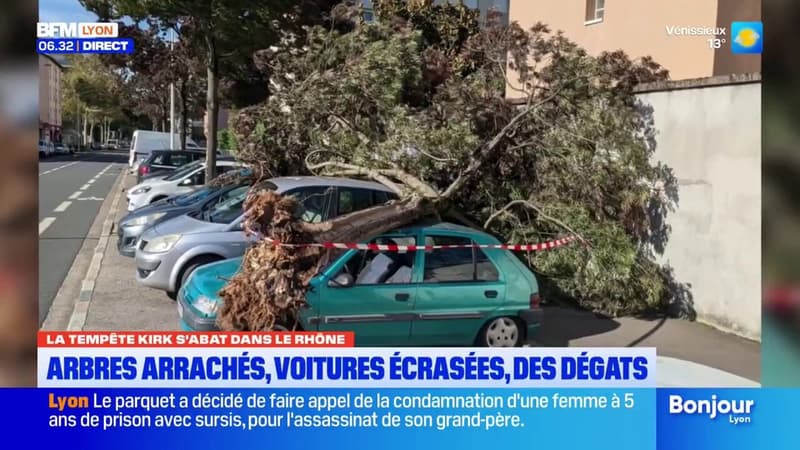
216;189;434;331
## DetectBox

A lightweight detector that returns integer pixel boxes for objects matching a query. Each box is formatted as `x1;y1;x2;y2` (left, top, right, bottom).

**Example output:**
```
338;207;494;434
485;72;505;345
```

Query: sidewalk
60;172;760;382
82;171;178;331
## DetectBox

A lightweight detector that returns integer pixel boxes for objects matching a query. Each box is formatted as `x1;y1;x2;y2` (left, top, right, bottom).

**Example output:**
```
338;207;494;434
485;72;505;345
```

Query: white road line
68;191;81;200
39;217;56;235
38;161;79;176
80;184;90;190
87;180;94;185
54;201;72;212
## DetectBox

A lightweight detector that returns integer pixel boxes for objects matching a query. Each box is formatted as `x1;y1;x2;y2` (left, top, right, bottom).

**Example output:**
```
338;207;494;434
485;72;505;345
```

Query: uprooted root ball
216;190;324;331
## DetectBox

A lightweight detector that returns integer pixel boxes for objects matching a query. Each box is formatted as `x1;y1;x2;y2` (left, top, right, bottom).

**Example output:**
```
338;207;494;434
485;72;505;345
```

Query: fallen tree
218;1;682;330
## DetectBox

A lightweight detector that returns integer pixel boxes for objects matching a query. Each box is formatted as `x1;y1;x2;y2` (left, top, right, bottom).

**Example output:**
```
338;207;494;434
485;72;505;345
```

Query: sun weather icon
731;22;762;54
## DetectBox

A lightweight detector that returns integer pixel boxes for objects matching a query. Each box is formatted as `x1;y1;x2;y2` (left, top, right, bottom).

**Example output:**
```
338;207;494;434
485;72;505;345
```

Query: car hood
190;257;243;301
130;178;172;193
143;213;229;239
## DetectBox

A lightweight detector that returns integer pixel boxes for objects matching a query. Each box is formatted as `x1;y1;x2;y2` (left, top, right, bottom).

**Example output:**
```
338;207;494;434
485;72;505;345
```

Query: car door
313;233;420;346
410;233;507;346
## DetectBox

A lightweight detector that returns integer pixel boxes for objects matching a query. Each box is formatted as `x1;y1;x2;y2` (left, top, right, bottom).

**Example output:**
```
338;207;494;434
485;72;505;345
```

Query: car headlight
143;234;181;253
131;186;151;195
193;295;220;317
126;212;166;227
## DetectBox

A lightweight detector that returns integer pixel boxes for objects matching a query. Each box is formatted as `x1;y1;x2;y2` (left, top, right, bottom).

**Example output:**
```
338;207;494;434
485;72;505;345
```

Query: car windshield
172;186;218;206
198;185;250;224
165;161;203;181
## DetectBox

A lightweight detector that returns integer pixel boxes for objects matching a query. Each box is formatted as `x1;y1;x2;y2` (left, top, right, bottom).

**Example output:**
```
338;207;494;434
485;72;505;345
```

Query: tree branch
483;199;591;247
305;160;405;196
441;89;562;200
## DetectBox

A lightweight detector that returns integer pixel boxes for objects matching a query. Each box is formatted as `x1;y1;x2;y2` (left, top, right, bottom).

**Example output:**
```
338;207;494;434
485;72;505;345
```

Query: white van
128;130;200;169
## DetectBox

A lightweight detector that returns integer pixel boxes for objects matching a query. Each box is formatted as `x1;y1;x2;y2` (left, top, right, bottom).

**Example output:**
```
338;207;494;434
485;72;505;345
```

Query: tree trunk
88;121;95;147
205;34;219;182
82;112;88;146
180;79;188;151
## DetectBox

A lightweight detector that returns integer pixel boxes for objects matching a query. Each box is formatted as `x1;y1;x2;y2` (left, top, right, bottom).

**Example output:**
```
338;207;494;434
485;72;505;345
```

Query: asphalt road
38;152;126;324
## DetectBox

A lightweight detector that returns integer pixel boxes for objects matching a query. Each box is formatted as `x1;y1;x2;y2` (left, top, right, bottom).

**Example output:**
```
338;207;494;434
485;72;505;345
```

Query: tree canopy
218;1;684;331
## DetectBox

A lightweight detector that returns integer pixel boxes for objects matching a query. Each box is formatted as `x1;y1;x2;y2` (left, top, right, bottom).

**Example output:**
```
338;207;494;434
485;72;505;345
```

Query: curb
60;169;127;331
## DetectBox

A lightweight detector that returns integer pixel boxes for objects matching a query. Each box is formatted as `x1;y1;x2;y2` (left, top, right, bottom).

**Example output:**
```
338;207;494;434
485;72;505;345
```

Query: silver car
135;177;397;298
126;159;240;211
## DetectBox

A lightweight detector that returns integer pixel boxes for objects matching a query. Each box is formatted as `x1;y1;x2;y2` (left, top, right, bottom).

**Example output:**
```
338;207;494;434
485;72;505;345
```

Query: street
38;152;125;324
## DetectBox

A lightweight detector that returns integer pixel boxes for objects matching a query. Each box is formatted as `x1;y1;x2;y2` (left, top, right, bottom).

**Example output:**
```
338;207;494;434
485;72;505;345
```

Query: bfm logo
669;394;754;425
37;22;119;38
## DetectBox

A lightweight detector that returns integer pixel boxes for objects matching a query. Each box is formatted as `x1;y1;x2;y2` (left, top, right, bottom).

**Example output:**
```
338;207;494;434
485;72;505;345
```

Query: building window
585;0;605;23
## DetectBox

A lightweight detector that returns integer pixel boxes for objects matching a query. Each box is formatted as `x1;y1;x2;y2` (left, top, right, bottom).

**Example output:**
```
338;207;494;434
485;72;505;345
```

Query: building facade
39;54;66;143
506;0;759;95
363;0;510;25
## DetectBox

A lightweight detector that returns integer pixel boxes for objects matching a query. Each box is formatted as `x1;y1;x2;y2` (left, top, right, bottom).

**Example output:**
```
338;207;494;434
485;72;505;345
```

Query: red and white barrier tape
268;236;578;252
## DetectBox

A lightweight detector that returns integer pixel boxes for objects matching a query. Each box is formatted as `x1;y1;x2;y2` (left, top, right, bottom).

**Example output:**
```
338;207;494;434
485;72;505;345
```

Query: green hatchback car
177;222;543;347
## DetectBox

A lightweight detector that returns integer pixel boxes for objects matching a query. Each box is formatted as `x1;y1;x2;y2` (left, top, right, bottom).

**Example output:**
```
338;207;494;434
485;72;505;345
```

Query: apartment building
39;54;67;143
507;0;759;94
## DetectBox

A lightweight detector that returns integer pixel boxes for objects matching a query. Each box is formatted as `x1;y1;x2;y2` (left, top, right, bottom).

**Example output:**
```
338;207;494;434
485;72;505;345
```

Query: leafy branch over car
219;1;680;331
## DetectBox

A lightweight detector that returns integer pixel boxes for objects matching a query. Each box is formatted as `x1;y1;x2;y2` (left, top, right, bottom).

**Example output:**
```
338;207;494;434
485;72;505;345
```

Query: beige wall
507;0;760;98
636;78;761;339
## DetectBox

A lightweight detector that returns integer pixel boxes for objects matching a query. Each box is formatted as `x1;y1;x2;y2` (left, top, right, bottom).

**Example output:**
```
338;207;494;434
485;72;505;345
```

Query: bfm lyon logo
669;394;754;425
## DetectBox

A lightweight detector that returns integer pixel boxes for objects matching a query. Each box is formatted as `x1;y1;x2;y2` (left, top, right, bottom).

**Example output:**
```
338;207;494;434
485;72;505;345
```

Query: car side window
151;153;168;165
336;236;417;286
286;187;332;223
374;191;391;205
170;154;191;166
338;188;373;216
423;235;499;283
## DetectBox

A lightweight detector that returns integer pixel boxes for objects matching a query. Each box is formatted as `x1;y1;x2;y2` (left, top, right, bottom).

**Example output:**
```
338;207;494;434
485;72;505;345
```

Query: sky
39;0;98;23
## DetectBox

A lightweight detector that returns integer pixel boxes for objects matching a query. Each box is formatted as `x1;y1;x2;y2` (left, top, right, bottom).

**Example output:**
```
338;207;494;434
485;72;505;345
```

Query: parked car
177;222;543;347
136;150;209;183
126;159;240;211
53;143;70;155
117;176;252;257
38;140;54;157
128;130;201;169
135;176;397;299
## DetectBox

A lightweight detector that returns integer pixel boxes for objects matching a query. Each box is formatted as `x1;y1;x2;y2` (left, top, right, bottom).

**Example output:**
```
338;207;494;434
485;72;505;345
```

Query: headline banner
39;346;656;388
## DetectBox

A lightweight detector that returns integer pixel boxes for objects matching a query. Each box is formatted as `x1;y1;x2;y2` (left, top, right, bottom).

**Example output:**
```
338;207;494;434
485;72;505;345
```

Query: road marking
39;217;56;235
80;184;90;190
39;161;79;176
54;201;72;212
87;180;94;185
76;196;103;201
68;191;81;200
67;169;127;331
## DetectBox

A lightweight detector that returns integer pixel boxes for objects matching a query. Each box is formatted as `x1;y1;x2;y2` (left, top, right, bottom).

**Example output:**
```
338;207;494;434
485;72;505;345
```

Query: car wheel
168;256;223;301
479;317;522;347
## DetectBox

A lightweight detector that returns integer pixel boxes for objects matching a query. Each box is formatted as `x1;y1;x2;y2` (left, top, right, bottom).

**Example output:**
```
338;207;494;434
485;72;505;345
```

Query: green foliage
218;128;238;154
233;6;682;316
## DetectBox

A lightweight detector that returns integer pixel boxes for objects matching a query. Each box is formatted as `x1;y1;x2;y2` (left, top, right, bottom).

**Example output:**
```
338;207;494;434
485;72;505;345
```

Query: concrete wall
635;75;761;340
